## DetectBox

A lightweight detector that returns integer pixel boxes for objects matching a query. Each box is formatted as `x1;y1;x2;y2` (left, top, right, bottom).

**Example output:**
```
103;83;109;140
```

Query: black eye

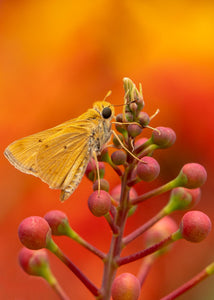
102;107;112;119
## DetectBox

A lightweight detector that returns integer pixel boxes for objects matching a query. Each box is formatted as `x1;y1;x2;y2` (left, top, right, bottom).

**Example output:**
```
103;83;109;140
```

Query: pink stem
160;268;208;300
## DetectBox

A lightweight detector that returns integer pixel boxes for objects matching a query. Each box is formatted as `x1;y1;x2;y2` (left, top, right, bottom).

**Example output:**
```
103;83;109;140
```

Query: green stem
66;227;105;259
131;177;181;205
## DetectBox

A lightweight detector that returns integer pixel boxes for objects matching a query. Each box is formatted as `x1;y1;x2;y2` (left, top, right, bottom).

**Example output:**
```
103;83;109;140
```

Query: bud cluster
17;78;212;300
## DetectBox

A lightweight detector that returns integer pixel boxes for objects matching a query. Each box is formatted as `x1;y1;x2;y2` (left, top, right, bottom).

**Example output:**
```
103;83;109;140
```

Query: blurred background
1;0;214;299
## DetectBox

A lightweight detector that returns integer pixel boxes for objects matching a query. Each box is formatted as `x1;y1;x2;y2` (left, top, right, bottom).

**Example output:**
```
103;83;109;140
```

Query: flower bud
110;185;138;217
88;190;111;217
152;127;176;148
111;150;127;165
93;178;110;192
123;77;144;111
85;159;105;182
44;210;70;236
134;138;149;149
145;216;178;254
129;102;138;113
112;272;140;300
180;211;212;243
113;134;124;147
110;185;138;202
138;112;150;127
18;216;52;250
115;114;126;133
166;187;201;213
178;163;207;188
19;247;49;276
136;156;160;182
127;124;142;138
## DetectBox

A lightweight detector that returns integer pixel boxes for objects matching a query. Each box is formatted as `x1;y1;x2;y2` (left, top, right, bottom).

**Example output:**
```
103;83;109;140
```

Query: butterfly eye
102;107;112;119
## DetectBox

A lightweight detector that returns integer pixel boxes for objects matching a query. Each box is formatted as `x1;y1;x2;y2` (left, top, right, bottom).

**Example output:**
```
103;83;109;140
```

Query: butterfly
4;101;115;201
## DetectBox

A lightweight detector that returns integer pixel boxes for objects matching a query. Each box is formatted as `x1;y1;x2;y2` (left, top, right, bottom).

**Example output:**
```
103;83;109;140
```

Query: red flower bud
85;159;105;182
152;127;176;148
19;247;49;276
138;112;150;127
145;216;178;248
179;163;207;188
127;124;142;138
136;156;160;182
111;185;138;202
44;210;69;236
111;273;140;300
180;211;212;243
111;150;127;165
18;216;52;250
93;178;110;192
88;190;111;217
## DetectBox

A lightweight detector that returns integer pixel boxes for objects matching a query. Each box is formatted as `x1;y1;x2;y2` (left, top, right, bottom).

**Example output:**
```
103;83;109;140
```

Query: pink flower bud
145;216;178;248
19;247;49;276
167;187;193;212
111;273;140;300
127;124;142;138
129;102;138;113
111;150;127;165
169;187;201;212
134;138;148;149
18;216;52;250
44;210;69;236
180;211;212;243
88;190;111;217
152;127;176;148
85;159;105;182
179;163;207;188
111;185;138;202
93;178;110;192
136;156;160;182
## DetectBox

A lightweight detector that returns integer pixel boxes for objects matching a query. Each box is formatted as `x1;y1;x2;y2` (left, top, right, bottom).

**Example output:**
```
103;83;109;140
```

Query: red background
1;1;214;299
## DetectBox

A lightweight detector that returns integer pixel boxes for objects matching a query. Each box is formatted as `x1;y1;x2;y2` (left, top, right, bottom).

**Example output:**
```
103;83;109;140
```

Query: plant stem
48;240;99;297
67;228;105;259
160;266;212;300
99;168;130;299
118;230;182;266
123;209;166;245
137;255;155;287
51;281;70;300
131;177;181;205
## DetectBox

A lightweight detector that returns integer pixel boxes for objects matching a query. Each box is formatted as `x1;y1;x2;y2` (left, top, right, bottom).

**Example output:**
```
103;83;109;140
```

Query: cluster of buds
18;78;213;300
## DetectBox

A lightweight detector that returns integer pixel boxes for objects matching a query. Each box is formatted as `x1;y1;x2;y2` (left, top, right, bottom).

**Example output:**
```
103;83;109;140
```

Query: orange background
0;1;214;299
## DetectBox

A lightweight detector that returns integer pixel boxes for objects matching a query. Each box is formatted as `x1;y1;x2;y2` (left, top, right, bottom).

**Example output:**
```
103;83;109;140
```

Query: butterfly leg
112;130;145;163
92;151;101;196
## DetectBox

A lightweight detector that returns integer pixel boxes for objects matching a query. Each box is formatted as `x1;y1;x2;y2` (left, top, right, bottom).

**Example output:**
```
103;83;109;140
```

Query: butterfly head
93;101;115;122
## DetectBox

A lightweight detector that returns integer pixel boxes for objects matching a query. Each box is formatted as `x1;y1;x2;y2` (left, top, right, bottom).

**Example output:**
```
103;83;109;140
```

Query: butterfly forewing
36;127;91;190
4;127;61;175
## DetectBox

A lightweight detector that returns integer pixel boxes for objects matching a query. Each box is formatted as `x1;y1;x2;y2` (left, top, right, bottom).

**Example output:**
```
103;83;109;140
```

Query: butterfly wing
4;120;75;175
36;126;91;191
